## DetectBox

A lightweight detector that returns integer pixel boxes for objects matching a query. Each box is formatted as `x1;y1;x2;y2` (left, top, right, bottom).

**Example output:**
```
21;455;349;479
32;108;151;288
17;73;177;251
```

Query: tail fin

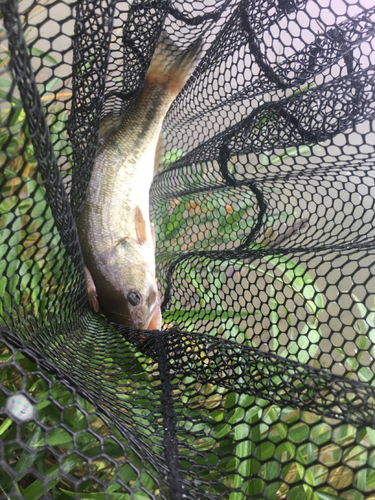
145;34;202;96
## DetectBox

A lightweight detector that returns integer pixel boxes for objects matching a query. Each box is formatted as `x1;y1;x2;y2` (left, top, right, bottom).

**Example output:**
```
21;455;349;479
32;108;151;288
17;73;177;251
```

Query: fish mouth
143;295;162;331
105;296;161;331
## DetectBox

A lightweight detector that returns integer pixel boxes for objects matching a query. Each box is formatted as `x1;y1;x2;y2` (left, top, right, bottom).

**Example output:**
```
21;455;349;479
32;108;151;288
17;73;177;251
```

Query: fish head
100;242;162;332
122;210;162;331
123;268;162;331
93;207;162;332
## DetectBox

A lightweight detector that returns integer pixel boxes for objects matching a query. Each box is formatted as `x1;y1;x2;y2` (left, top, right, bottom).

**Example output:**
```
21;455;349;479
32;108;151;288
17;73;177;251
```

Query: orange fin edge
135;206;148;245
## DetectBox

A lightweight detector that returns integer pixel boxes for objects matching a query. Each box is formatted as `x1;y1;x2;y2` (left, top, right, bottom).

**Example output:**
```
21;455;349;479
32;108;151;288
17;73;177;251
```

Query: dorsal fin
135;206;147;245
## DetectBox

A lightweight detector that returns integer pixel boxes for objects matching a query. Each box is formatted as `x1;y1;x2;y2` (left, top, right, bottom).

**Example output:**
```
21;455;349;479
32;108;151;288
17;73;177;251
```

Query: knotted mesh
0;0;375;498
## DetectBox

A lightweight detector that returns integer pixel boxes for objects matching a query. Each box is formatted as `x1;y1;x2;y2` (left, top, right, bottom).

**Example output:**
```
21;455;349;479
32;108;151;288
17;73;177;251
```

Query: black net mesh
1;0;375;498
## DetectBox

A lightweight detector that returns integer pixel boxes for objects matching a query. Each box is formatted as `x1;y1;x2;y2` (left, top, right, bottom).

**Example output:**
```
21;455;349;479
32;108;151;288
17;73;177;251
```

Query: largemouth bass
78;36;201;331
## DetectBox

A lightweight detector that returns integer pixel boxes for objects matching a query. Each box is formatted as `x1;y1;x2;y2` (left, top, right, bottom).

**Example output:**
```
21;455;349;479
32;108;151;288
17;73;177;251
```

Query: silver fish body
78;37;201;330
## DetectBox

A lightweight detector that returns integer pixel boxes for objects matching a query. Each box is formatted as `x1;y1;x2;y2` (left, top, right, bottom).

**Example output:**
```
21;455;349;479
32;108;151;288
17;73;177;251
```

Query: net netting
1;0;375;498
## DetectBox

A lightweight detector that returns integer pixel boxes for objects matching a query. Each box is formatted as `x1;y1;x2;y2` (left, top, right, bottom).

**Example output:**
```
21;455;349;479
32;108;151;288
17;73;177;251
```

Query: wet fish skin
78;37;201;330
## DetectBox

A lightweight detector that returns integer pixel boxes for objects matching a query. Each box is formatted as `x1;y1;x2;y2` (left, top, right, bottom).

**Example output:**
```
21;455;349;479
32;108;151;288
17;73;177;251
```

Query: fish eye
127;290;142;306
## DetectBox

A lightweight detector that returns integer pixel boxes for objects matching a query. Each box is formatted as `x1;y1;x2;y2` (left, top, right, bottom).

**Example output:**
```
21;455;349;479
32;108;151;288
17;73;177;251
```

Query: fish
77;35;201;331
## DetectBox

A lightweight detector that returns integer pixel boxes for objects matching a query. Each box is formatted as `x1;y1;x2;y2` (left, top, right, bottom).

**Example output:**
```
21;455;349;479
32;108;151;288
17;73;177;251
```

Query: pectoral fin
135;206;148;245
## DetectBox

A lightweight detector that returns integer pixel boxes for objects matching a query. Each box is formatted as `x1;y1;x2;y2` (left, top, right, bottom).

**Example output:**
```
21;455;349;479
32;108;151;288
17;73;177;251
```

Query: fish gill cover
0;0;375;499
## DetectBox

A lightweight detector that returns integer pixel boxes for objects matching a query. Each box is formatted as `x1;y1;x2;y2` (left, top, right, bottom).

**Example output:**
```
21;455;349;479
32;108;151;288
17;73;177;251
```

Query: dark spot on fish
128;290;142;306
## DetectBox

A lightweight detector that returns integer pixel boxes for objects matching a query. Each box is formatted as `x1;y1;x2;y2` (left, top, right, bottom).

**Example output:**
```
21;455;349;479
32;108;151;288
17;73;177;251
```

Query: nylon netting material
0;0;375;498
